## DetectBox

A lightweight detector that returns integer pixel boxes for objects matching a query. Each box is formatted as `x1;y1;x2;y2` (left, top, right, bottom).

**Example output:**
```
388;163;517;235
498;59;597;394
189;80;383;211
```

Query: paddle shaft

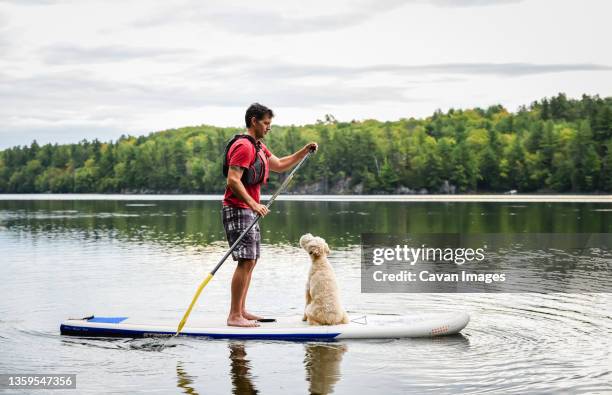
175;148;315;335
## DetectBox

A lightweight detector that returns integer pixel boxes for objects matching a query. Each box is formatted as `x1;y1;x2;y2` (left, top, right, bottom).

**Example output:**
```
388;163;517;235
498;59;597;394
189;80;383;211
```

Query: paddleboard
60;312;469;340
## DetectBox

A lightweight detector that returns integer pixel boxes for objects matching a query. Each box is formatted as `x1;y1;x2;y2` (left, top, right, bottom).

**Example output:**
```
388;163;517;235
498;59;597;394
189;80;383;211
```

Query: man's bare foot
227;316;260;327
242;311;264;321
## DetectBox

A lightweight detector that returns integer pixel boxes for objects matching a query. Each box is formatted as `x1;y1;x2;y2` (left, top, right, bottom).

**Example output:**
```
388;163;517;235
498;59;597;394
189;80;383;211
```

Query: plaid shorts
222;206;261;261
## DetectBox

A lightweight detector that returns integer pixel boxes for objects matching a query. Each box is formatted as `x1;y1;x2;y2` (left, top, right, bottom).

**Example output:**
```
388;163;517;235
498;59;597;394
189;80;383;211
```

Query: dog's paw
307;318;322;326
302;314;307;321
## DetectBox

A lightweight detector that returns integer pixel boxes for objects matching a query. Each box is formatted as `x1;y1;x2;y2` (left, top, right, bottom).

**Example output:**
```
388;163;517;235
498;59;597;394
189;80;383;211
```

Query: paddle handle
175;273;213;335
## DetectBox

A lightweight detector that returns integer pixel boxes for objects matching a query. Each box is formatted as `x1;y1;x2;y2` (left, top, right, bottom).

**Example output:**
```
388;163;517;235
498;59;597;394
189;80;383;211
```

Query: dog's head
300;233;330;258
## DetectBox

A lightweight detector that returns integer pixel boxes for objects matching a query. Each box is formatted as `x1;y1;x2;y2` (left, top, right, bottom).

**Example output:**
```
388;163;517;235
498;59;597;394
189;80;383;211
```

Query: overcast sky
0;0;611;148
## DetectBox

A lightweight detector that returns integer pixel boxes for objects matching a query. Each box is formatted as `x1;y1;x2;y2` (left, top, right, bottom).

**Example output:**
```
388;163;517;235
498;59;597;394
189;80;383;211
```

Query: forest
1;93;610;194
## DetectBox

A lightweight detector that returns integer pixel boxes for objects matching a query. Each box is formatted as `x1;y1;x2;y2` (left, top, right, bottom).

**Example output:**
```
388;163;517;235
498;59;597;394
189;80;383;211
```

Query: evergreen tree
600;140;612;191
569;121;600;191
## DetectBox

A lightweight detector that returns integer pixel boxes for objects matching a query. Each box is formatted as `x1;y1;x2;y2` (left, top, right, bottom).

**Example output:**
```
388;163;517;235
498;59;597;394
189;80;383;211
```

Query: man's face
252;115;272;139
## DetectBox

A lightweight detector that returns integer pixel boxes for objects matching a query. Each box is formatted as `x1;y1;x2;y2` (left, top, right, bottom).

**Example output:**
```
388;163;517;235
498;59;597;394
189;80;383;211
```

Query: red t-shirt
223;138;272;209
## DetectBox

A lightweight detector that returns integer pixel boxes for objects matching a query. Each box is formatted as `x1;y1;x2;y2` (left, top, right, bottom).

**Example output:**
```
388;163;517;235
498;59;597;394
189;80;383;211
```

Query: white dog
300;233;349;326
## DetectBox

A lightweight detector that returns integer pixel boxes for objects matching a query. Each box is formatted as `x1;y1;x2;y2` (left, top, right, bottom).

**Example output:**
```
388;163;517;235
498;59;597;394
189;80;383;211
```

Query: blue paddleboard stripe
60;324;340;340
87;317;128;323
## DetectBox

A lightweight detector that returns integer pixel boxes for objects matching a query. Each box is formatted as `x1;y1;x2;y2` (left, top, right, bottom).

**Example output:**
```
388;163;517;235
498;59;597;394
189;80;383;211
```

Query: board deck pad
60;312;469;340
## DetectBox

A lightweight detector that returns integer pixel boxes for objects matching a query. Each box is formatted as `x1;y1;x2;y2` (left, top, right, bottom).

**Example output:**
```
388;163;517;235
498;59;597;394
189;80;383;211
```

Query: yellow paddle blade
175;272;214;335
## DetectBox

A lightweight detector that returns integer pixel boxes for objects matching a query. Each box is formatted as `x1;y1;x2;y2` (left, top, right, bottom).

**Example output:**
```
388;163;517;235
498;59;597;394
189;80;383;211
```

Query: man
223;103;317;327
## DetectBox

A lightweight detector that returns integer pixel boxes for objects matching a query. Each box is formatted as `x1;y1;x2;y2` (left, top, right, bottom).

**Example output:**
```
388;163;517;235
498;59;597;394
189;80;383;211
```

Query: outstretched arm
268;142;318;173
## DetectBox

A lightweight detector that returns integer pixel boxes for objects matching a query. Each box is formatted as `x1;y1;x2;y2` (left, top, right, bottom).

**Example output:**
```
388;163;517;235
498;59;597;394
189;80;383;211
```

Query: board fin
257;318;277;323
67;315;94;321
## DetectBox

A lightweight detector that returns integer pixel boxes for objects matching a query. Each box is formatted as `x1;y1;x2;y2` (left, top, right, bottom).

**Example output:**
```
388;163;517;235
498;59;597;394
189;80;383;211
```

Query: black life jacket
222;134;268;186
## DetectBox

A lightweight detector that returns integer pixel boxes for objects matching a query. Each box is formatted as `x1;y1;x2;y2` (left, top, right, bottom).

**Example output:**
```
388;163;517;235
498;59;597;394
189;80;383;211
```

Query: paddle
175;147;316;336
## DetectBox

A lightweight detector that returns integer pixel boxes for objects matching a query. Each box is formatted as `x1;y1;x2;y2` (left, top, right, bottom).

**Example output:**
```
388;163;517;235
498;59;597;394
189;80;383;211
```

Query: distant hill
1;93;611;194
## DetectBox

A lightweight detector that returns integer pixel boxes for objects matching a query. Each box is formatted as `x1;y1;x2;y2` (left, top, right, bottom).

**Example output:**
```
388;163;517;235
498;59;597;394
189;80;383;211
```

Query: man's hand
269;142;319;173
303;142;318;155
250;202;270;217
227;166;268;215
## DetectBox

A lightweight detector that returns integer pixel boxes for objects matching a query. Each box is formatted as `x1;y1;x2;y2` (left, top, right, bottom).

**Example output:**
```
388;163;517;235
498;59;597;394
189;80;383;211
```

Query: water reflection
1;200;610;250
412;333;470;350
228;342;259;395
224;341;349;395
304;343;347;395
176;362;200;395
173;341;348;395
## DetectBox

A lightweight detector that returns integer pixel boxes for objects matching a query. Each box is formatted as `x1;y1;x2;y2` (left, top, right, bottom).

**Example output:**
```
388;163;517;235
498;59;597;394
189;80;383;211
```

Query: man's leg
241;260;263;321
227;259;259;327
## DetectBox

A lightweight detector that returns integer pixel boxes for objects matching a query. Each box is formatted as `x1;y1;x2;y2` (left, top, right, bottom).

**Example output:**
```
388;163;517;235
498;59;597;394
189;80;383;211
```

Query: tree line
1;93;610;194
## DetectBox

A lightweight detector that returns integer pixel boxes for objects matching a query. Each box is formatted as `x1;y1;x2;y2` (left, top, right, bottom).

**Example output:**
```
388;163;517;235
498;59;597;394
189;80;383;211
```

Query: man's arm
268;142;318;173
227;166;269;216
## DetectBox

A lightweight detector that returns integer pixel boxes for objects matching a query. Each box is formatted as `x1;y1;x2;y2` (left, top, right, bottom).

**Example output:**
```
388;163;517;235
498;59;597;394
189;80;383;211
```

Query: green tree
74;159;98;192
569;121;600;191
600;140;612;191
506;138;528;190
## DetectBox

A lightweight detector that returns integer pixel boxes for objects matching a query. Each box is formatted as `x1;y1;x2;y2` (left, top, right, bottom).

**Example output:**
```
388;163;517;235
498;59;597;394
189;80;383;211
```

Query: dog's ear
300;233;314;249
324;242;330;255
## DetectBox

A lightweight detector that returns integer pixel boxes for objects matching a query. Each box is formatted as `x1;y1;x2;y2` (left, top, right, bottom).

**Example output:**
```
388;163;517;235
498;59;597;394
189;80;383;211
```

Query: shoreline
0;194;610;203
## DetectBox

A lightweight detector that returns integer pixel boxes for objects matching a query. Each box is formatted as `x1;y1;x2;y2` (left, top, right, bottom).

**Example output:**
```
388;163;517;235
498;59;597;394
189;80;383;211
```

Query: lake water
0;197;610;394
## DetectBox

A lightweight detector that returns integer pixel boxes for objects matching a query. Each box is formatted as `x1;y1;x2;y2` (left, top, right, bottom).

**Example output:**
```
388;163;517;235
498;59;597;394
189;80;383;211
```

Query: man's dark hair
245;103;274;128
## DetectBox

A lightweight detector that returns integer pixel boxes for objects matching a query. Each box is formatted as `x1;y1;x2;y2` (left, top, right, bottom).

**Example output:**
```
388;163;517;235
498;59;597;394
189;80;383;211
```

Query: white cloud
0;0;611;149
426;0;524;7
132;0;409;34
191;57;612;80
41;44;195;64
